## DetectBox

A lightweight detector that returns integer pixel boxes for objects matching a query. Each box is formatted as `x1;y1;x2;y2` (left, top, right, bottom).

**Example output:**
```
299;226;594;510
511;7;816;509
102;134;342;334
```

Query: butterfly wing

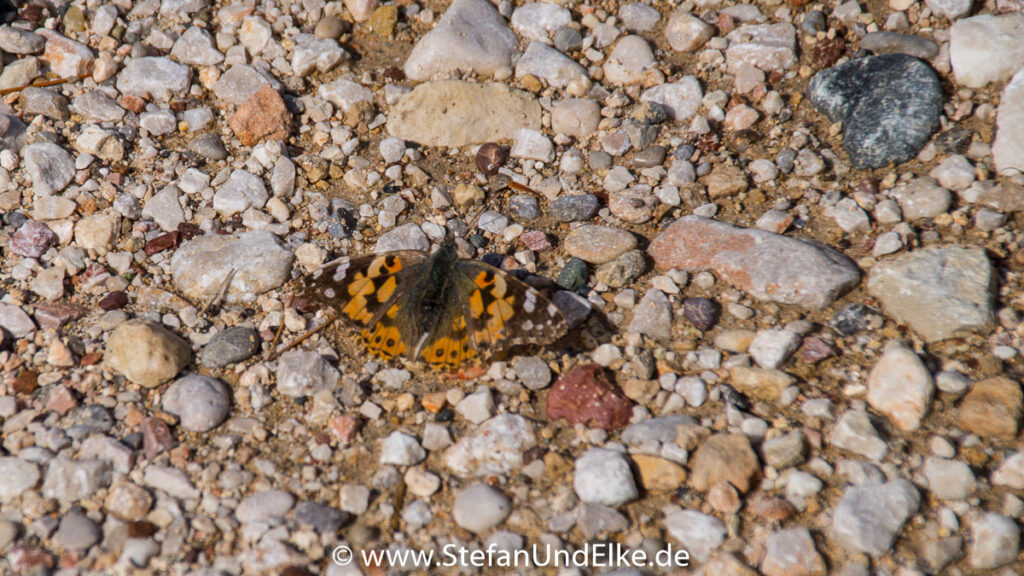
415;302;479;371
302;251;428;361
453;260;568;358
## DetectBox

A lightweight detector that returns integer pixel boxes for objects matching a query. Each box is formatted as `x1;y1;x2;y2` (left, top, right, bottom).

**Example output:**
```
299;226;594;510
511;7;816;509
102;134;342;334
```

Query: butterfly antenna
266;311;337;362
267;293;294;358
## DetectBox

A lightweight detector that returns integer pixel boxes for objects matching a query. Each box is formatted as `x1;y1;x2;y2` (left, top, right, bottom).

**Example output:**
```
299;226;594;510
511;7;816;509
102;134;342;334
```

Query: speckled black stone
830;303;878;336
808;53;941;169
550;194;599;222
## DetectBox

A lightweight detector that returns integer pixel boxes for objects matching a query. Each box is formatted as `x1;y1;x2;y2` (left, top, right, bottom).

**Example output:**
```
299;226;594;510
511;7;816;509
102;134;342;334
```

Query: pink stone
45;385;77;415
519;230;552;251
648;215;860;309
33;302;86;330
142;417;176;459
10;220;57;258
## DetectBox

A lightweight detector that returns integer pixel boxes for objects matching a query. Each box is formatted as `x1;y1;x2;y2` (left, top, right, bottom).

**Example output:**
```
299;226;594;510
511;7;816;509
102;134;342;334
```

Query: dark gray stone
808;54;942;169
201;326;260;368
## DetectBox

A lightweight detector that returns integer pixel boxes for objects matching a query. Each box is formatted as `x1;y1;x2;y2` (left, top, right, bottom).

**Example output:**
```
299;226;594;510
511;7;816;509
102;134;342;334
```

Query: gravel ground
2;0;1024;574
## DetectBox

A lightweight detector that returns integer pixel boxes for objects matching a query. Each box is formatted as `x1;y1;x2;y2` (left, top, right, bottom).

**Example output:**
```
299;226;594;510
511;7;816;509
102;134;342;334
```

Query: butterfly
301;242;568;370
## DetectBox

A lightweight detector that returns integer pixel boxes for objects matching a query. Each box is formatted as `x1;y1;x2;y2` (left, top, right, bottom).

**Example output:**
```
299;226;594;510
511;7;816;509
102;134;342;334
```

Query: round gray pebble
452;483;511;533
162;374;231;432
512;356;552;390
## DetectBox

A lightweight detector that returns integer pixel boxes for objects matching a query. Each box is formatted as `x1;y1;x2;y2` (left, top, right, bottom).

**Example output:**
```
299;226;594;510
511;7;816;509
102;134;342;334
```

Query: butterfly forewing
454;260;568;355
303;251;428;360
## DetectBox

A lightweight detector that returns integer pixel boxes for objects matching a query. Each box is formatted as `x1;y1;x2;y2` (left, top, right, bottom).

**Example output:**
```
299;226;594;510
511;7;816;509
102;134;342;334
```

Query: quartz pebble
573;448;639;506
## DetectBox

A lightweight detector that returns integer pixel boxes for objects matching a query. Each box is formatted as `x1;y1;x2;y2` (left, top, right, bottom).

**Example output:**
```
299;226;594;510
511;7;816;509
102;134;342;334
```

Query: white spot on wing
548;304;559;316
524;290;537;313
522;320;534;331
332;261;350;282
324;288;336;299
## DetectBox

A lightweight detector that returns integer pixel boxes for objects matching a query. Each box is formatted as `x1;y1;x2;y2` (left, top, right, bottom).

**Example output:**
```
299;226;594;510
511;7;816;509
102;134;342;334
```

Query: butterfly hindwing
417;310;478;371
454;260;568;356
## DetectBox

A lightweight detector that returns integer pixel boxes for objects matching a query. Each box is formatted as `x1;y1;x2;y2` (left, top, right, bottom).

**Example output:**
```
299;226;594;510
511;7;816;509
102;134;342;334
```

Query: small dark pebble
144;232;178;256
830;303;877;336
142;417;176;459
201;326;260;369
509;195;541;220
813;36;846;69
775;148;797;173
481;253;504;268
550;194;600;222
177;222;202;241
718;384;751;411
13;370;38;395
122;432;143;450
557;258;589;290
633;145;667;168
435;407;454;422
126;521;157;538
6;211;28;229
476;143;506;176
683;297;718;331
469;234;488;249
328;206;358;239
673;144;696;161
291;501;352;535
934;127;973;155
98;291;128;311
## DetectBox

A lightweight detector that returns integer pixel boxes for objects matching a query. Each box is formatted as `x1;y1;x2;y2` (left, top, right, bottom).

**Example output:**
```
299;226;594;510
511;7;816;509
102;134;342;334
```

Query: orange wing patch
340;254;406;325
468;269;516;348
420;315;477;370
359;304;405;359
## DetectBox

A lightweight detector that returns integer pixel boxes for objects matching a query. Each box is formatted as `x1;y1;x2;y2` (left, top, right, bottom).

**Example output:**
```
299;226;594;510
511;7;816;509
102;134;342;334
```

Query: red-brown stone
546;364;633;431
228;84;292;146
145;232;179;256
34;302;87;330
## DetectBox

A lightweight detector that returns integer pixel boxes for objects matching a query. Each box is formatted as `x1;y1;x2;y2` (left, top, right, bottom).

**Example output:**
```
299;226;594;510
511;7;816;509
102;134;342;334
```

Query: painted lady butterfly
302;242;567;370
